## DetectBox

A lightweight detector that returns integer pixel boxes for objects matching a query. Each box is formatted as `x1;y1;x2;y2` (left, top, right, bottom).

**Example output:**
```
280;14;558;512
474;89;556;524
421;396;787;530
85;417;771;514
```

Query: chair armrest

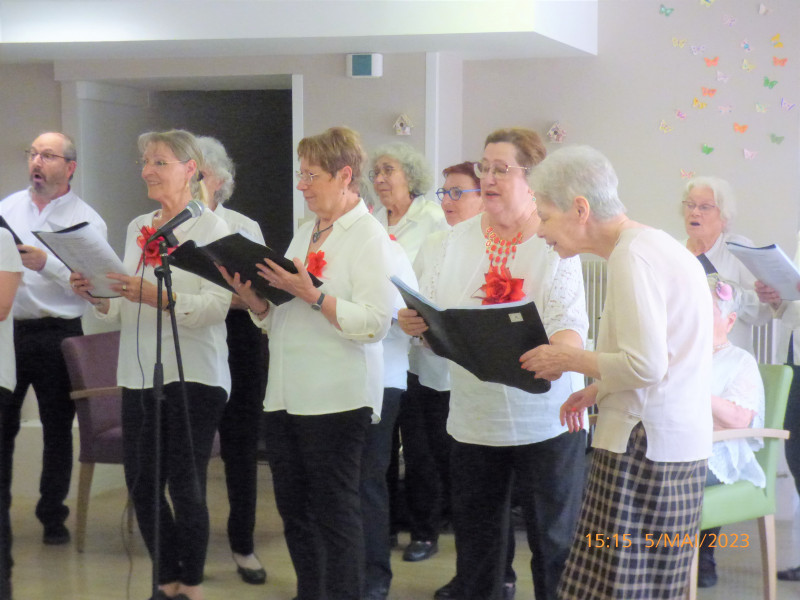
69;386;122;401
712;427;789;442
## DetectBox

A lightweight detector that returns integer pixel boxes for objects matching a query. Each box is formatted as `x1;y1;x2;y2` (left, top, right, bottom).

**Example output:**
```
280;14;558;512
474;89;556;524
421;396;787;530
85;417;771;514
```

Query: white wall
464;0;800;252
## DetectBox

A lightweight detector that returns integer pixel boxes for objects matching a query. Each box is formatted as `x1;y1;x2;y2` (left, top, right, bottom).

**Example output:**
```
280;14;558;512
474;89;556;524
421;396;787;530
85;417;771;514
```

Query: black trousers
4;317;82;530
398;372;452;541
264;407;371;600
361;388;403;594
218;310;268;555
122;382;226;586
783;364;800;500
451;431;586;600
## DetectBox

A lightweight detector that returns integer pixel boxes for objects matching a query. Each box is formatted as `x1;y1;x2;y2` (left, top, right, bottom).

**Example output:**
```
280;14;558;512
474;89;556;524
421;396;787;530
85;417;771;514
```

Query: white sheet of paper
34;222;126;298
726;241;800;301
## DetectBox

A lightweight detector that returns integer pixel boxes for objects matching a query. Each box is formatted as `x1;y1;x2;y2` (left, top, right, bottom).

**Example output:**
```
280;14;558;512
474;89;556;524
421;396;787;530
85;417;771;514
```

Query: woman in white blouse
0;227;23;600
523;145;713;600
697;276;764;588
681;176;771;353
399;129;588;600
71;129;232;600
224;127;395;600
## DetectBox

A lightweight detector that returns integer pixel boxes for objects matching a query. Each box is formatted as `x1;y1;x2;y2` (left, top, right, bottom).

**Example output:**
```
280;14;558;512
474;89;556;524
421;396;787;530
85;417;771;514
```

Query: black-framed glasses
136;158;189;169
296;170;322;183
436;187;480;202
25;149;71;163
368;165;396;182
473;161;529;179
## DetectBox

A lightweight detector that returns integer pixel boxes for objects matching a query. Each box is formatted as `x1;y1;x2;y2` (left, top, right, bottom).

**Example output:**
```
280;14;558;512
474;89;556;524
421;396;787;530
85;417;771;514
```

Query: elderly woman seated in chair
699;275;766;589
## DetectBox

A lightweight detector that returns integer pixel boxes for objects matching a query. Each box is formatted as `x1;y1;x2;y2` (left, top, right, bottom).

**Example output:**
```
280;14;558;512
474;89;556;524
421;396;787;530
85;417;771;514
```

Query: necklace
485;226;523;270
312;220;334;243
713;341;731;353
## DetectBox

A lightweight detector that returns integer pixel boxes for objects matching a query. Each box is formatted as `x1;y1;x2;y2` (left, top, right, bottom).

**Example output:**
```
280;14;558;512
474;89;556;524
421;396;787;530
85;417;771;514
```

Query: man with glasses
0;132;107;550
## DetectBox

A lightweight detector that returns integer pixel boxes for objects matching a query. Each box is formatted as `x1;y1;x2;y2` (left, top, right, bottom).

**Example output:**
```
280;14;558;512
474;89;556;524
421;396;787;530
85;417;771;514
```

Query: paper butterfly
759;3;772;16
659;120;673;133
741;39;751;52
770;133;784;144
733;123;748;133
755;103;768;113
691;45;706;55
718;105;733;114
660;4;674;16
771;34;783;48
781;98;796;111
705;56;719;67
723;15;736;27
743;149;757;160
764;76;778;89
680;169;696;179
675;110;687;120
700;0;716;7
693;98;708;109
742;59;756;71
716;70;730;83
773;57;788;66
702;87;717;97
672;37;687;48
701;144;714;155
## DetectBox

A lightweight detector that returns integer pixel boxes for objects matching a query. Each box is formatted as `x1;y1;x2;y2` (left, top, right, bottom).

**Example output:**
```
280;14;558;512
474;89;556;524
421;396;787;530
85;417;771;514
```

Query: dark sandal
778;566;800;581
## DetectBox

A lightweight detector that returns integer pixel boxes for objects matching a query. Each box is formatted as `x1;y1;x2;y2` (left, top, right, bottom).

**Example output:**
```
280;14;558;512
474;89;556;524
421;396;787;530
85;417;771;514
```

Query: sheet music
34;222;126;298
726;241;800;301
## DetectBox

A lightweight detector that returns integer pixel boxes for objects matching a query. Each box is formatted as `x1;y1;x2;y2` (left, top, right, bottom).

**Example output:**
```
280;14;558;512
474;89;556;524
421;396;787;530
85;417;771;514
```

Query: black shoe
237;564;267;585
503;582;516;600
403;539;438;562
433;578;458;600
697;555;718;588
778;565;800;581
43;523;70;545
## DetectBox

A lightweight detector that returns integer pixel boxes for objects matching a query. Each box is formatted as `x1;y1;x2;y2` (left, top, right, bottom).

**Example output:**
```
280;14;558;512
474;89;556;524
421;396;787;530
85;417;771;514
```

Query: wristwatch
311;292;326;312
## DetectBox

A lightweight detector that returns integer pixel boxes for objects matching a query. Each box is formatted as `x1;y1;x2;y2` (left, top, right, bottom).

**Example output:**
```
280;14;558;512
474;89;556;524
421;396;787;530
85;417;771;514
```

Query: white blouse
595;228;713;462
709;344;765;487
372;195;448;262
254;200;395;417
95;209;232;394
213;204;265;245
433;214;588;446
0;229;23;393
384;241;418;390
408;230;452;392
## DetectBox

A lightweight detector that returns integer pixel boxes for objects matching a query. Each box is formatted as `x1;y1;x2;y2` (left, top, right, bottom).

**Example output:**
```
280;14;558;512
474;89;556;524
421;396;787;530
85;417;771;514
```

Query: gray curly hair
370;142;433;199
196;136;236;205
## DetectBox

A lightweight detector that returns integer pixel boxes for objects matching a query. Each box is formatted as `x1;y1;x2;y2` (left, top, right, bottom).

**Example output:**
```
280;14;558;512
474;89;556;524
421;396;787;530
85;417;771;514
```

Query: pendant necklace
312;220;334;243
484;226;523;270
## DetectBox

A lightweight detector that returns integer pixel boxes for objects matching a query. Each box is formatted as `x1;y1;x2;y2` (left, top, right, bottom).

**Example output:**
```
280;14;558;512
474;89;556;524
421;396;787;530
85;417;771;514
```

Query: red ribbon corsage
136;225;176;272
479;267;525;305
307;251;326;278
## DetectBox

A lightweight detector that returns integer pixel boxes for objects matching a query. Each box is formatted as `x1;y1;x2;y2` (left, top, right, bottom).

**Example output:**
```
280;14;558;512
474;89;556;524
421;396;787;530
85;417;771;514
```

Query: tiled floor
7;458;800;599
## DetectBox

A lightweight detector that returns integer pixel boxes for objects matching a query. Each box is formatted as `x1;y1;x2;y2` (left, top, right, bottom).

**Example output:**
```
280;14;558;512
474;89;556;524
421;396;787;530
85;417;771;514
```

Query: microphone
147;199;204;243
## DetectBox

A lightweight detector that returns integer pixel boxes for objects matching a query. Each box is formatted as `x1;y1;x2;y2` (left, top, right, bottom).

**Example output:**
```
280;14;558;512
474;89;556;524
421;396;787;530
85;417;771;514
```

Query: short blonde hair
138;129;205;200
297;127;366;193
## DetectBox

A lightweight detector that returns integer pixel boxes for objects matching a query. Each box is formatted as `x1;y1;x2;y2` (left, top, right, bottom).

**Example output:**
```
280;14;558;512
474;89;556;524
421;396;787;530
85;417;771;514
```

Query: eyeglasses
473;161;529;179
25;149;71;163
368;165;396;182
681;200;719;213
296;170;322;183
435;187;480;202
137;159;189;169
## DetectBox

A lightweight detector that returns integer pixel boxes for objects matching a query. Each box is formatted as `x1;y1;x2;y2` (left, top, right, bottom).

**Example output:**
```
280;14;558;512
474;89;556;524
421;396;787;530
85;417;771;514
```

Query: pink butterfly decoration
717;71;730;83
718;105;733;114
675;110;687;120
743;149;757;160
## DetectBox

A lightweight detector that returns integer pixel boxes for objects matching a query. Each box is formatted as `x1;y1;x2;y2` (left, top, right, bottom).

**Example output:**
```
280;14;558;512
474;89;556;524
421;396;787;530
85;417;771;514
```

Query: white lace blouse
432;214;588;446
709;344;766;487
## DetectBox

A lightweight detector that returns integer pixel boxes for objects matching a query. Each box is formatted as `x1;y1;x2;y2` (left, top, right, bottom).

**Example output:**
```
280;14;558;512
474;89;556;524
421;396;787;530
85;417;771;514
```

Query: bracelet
251;305;269;319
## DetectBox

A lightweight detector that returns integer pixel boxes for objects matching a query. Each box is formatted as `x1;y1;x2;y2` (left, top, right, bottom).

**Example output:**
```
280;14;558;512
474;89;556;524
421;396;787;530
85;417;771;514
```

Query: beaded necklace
484;226;523;270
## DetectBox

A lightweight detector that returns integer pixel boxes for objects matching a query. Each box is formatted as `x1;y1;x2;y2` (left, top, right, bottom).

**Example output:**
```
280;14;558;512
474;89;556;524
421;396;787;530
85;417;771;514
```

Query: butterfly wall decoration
764;76;778;89
743;149;757;160
718;105;733;114
781;98;795;111
716;71;730;83
771;33;783;48
675;110;687;120
755;103;768;113
773;57;788;66
680;169;695;179
659;120;673;133
742;59;756;72
759;3;772;16
702;87;717;97
770;134;784;144
701;144;714;155
672;37;687;48
733;123;748;133
705;56;719;67
660;4;674;16
693;98;708;109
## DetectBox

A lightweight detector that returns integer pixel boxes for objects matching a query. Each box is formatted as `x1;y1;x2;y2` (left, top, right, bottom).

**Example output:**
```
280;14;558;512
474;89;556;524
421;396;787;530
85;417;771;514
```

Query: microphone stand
150;235;201;599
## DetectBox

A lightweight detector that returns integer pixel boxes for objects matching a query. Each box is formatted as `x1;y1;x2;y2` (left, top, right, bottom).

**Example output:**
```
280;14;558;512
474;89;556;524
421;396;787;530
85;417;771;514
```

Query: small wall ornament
394;114;413;136
546;122;566;143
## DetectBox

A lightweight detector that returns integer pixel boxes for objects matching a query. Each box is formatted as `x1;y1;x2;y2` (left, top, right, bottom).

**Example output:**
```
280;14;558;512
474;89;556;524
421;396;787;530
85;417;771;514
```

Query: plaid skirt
558;423;707;600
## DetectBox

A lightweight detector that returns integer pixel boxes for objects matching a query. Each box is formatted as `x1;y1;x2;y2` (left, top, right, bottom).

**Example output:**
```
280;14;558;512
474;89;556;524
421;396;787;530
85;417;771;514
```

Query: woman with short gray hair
522;145;713;600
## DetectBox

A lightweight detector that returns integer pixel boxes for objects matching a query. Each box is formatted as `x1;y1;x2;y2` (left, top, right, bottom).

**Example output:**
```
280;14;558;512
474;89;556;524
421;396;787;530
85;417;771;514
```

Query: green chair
687;364;793;600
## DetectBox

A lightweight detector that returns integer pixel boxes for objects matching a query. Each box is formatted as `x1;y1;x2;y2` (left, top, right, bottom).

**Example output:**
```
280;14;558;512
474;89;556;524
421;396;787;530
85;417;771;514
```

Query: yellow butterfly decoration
700;0;716;7
742;59;756;72
672;37;687;48
771;34;783;48
733;123;748;133
692;97;708;109
659;120;673;133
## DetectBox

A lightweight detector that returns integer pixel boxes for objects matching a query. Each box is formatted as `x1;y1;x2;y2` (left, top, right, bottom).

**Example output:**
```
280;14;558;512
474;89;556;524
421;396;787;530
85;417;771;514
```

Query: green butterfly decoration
764;76;778;89
660;4;674;16
701;144;714;155
770;133;785;144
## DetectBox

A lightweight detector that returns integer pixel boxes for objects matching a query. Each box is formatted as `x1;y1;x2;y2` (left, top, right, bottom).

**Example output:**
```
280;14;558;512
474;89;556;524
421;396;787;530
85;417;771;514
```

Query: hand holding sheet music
726;241;800;301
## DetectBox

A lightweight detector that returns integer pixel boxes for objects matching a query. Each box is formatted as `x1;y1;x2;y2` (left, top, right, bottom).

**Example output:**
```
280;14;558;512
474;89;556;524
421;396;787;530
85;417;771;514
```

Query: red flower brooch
306;251;326;278
136;225;176;272
480;267;525;305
